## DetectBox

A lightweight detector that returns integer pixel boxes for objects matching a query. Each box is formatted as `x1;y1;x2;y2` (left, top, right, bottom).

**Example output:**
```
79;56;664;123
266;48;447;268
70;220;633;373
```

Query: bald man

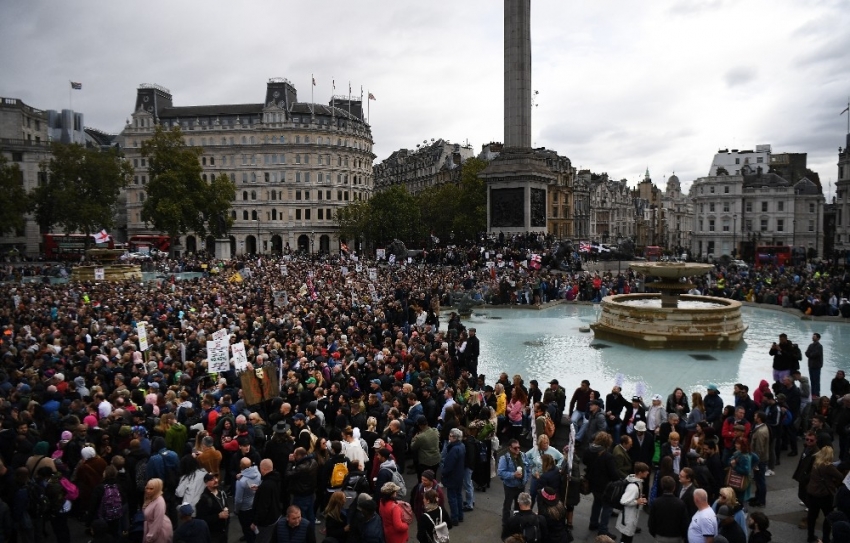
687;489;717;543
252;459;282;543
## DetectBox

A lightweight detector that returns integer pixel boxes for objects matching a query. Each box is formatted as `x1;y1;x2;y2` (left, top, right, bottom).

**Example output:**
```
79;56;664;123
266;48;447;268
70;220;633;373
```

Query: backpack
300;429;318;453
389;466;407;498
27;480;52;519
330;461;349;488
427;507;450;543
98;484;123;521
519;514;541;543
396;500;414;525
544;413;556;438
135;457;149;491
603;478;634;508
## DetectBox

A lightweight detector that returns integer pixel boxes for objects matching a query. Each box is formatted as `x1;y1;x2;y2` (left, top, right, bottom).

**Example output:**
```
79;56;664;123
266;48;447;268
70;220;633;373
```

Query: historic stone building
121;79;375;256
660;174;693;256
0;96;50;256
690;169;824;260
373;139;474;194
632;170;663;248
831;134;850;256
588;174;633;243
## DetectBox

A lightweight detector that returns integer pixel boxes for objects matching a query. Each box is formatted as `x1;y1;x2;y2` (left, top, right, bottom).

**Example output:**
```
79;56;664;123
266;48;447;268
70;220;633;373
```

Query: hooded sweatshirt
234;464;261;512
375;458;398;496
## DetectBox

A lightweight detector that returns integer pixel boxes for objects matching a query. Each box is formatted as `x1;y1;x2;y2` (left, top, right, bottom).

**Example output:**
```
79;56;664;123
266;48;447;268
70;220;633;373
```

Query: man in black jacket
195;474;229;543
648;475;689;542
628;421;655;468
285;447;318;525
582;432;619;538
253;459;282;543
501;492;548;542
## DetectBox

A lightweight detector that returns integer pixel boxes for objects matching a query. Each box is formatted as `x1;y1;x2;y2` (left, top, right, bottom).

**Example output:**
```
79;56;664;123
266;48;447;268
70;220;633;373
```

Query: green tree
31;143;132;241
334;199;371;245
0;156;30;235
141;126;235;250
366;185;420;245
452;157;487;241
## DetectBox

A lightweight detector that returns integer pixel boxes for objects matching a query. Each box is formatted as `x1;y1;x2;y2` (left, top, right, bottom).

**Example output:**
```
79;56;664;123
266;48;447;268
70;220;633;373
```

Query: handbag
428;507;450;543
725;468;748;491
580;475;591;495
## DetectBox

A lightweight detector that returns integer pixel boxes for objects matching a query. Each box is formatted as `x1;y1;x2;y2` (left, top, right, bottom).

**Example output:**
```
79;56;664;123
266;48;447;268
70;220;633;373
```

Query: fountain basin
590;293;747;350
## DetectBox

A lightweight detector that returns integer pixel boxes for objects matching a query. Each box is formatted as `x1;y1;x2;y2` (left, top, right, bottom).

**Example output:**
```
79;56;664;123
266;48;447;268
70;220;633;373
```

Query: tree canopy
0;156;30;236
335;157;488;249
31;143;132;239
141;126;235;243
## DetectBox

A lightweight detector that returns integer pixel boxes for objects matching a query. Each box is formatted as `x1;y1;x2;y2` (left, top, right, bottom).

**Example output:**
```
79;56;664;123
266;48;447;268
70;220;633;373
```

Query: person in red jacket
721;406;750;463
378;481;409;543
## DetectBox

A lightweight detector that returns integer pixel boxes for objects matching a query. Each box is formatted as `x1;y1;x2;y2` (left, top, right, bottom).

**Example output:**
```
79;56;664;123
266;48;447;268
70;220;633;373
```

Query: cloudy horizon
2;0;848;197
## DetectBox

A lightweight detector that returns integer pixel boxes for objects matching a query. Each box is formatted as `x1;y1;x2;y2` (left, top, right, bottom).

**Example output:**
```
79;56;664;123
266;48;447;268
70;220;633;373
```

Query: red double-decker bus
754;245;792;268
128;235;171;253
43;234;114;261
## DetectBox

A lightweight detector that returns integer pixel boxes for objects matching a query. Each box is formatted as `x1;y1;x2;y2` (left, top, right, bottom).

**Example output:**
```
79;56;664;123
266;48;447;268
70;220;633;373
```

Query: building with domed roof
661;173;693;255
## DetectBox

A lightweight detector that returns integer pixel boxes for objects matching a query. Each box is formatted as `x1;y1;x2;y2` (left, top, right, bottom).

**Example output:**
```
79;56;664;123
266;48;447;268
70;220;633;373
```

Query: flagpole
69;81;72;111
348;82;351;118
332;79;335;120
367;90;370;125
311;74;315;117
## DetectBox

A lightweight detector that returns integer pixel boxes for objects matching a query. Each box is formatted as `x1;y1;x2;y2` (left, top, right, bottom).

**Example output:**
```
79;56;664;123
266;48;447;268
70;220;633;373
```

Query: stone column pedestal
214;239;231;260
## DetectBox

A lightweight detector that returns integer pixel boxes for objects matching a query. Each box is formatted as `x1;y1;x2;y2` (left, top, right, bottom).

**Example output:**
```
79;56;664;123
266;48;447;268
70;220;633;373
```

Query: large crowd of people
1;236;850;543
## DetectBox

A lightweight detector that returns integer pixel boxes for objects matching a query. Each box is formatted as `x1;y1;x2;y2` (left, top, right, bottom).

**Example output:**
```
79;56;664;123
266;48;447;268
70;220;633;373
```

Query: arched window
251;190;257;200
221;137;227;145
271;191;277;201
250;136;256;144
202;174;207;181
251;210;258;220
242;210;249;220
241;136;247;144
231;210;236;219
242;191;248;201
210;174;215;181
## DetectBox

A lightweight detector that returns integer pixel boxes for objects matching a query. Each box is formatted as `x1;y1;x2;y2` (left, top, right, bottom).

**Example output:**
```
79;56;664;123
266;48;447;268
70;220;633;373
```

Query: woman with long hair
686;393;705;431
323;490;348;541
142;478;173;543
507;386;527;442
538;486;572;543
175;455;208;511
711;487;747;537
805;445;844;543
728;437;752;503
666;387;690;417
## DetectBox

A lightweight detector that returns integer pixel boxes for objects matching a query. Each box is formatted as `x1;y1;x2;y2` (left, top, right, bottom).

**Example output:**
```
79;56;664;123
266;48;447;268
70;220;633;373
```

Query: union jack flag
529;254;542;270
579;242;592;253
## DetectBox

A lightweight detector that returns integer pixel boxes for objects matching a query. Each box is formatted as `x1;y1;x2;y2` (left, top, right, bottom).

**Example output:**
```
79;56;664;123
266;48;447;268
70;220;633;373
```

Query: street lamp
732;214;737;258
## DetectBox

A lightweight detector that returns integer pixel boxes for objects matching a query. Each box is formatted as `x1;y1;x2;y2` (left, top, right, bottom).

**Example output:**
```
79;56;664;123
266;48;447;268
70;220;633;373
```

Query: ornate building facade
373;139;474;194
121;79;375;256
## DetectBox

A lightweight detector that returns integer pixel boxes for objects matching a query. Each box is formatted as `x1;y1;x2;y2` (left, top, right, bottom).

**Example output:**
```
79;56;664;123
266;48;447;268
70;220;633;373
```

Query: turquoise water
468;305;850;402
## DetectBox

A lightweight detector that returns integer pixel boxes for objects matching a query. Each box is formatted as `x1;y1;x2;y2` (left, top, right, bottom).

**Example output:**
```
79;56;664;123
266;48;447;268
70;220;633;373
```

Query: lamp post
732;214;737;258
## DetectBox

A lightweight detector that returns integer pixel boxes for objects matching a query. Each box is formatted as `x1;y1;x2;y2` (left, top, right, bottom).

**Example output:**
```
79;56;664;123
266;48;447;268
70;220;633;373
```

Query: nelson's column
482;0;555;233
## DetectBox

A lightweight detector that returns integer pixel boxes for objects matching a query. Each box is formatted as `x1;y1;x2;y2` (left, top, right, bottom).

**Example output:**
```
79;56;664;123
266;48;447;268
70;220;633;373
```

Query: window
318;209;324;220
710;186;715;193
552;206;558;218
272;209;277;220
326;190;331;200
250;191;257;200
304;154;310;165
699;220;704;231
777;219;784;232
760;219;768;231
745;220;752;231
296;172;301;182
344;192;349;201
777;201;784;212
724;186;729;194
296;191;302;201
304;190;310;200
337;190;342;201
761;202;768;212
242;173;248;183
723;221;730;232
252;210;258;220
242;155;248;165
709;219;715;231
700;204;704;213
210;156;215;166
809;220;815;232
133;158;139;167
202;157;207;166
326;208;332;220
296;209;302;220
134;176;139;185
296;154;301;164
318;191;323;200
305;209;311;220
735;158;740;164
305;172;310;183
296;136;301;144
709;203;715;212
243;211;249;220
757;157;764;163
265;172;270;182
271;191;277;201
809;202;815;213
745;202;752;212
723;203;729;212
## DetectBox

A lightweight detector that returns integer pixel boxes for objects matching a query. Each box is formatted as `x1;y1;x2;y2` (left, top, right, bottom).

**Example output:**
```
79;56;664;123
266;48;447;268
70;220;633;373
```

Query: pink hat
83;415;98;428
61;431;72;441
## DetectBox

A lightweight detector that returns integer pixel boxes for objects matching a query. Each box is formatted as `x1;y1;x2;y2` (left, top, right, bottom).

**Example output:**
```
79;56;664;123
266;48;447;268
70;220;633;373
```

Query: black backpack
27;480;52;519
519;514;541;543
603;478;634;508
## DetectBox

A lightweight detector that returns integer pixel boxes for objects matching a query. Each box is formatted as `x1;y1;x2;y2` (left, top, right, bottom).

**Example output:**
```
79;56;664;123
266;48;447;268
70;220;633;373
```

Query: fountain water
590;262;748;349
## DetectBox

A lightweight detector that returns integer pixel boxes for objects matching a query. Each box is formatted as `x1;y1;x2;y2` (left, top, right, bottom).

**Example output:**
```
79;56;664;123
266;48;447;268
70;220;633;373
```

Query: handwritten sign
212;328;229;342
94;268;105;281
207;340;230;374
368;268;377;282
376;249;385;260
280;265;288;276
231;342;249;374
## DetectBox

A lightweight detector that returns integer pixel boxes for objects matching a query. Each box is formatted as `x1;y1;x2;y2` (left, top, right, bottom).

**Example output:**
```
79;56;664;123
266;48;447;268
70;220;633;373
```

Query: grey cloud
724;67;757;88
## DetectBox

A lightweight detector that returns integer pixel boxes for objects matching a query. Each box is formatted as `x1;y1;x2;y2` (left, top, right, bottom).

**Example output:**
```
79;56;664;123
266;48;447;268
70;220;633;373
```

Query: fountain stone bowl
589;261;747;350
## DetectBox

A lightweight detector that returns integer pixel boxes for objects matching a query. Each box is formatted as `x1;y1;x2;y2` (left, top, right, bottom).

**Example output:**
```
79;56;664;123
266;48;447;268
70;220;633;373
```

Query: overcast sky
2;0;849;196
